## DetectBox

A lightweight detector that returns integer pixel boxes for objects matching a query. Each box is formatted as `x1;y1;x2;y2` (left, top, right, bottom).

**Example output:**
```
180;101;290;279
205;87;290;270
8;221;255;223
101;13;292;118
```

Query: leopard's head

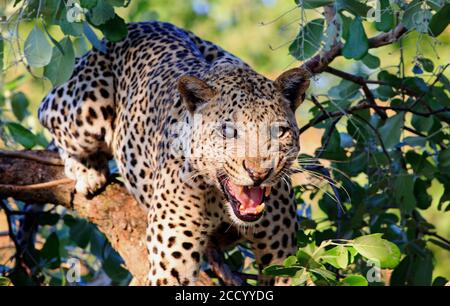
177;64;310;224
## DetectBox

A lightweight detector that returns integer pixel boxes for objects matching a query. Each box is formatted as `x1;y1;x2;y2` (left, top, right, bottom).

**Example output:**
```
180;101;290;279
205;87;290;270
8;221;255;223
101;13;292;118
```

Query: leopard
38;21;310;286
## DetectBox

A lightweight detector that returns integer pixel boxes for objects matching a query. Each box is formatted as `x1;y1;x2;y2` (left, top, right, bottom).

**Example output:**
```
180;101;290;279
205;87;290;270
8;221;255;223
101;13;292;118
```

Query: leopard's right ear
178;75;216;113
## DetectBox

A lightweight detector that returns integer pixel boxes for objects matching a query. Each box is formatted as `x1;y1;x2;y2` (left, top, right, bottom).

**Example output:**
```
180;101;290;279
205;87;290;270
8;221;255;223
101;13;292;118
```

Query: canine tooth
239;204;245;211
264;187;271;197
256;203;265;214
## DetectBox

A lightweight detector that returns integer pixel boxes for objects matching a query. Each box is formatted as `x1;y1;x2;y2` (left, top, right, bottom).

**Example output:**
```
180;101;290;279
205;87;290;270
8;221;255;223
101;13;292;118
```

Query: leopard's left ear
178;75;216;113
275;67;310;112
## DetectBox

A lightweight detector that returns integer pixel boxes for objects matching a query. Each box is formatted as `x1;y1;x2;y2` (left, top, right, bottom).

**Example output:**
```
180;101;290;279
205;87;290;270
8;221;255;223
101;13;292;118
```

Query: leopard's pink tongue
227;181;264;215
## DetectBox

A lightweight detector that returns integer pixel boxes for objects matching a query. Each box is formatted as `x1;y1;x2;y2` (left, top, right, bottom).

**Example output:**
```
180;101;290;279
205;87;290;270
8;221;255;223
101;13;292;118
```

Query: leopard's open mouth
219;175;271;222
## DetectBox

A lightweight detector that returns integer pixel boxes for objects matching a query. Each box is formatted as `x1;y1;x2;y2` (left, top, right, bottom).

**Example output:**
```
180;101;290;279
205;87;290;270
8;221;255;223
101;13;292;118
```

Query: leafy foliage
265;0;450;286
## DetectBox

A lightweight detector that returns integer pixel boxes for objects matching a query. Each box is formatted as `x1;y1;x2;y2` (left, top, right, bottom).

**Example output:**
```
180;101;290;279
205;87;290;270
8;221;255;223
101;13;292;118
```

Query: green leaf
5;122;36;149
404;0;432;33
73;36;89;57
80;0;98;9
414;178;432;210
375;0;395;32
411;114;434;133
67;218;92;248
342;17;368;60
361;52;380;69
296;250;322;269
96;14;128;42
263;264;301;277
0;276;11;286
90;0;115;26
0;35;3;72
432;276;449;286
338;13;352;40
336;245;348;269
426;0;444;11
416;10;433;33
429;3;450;36
24;25;53;67
309;267;336;281
417;57;434;72
44;37;75;87
352;234;401;269
347;246;358;263
60;8;84;36
438;146;450;170
318;127;347;161
329;79;360;100
10;92;29;121
38;213;60;226
408;252;433;285
296;0;333;9
403;0;422;29
406;151;436;179
107;0;128;6
337;0;370;16
284;255;298;267
379;113;404;148
41;232;61;269
321;245;349;269
375;85;396;100
341;275;368;286
289;18;324;61
394;173;417;213
291;268;308;286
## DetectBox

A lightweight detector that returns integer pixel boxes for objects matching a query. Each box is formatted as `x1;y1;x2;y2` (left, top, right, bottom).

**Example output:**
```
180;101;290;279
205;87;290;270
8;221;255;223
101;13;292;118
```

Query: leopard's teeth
239;204;245;211
264;186;271;197
256;203;265;214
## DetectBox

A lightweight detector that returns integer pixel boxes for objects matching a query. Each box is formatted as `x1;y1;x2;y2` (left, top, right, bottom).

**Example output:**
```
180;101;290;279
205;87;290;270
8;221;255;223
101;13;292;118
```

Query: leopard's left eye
221;122;238;139
271;125;290;139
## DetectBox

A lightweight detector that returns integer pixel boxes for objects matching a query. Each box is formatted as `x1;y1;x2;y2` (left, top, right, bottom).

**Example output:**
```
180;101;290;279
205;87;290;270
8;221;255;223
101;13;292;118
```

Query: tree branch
301;24;408;75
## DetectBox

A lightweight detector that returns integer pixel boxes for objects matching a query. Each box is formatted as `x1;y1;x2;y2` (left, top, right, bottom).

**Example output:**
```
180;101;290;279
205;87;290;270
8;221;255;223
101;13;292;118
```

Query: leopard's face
178;67;310;225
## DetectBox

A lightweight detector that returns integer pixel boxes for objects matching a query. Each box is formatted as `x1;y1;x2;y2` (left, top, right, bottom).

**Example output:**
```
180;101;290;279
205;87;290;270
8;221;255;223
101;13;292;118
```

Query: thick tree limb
0;150;242;286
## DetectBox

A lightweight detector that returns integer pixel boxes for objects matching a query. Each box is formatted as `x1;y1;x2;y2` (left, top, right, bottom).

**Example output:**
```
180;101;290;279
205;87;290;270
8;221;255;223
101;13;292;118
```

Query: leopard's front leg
145;182;213;286
38;49;115;196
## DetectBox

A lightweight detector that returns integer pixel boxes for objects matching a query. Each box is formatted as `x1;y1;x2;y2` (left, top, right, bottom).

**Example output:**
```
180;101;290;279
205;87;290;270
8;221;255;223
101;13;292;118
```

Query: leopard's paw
63;155;108;195
74;166;108;195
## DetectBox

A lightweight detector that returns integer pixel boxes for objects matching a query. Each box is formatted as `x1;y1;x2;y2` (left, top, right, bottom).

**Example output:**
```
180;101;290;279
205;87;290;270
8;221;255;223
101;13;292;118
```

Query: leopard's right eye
221;122;238;139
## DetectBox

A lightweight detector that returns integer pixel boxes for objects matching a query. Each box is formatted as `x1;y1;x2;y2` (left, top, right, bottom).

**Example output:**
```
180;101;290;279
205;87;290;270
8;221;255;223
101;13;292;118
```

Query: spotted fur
38;21;310;285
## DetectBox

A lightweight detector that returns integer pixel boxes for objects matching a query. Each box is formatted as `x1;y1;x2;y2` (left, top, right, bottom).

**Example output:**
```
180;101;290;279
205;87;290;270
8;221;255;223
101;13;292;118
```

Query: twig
0;150;64;166
0;178;73;191
403;126;427;138
409;63;450;110
316;117;340;159
310;95;331;118
324;67;387;119
350;113;392;166
426;232;450;246
299;101;450;135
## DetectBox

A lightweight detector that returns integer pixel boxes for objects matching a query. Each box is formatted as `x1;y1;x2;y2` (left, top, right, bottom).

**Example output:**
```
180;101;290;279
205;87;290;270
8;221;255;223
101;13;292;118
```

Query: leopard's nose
243;160;272;186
